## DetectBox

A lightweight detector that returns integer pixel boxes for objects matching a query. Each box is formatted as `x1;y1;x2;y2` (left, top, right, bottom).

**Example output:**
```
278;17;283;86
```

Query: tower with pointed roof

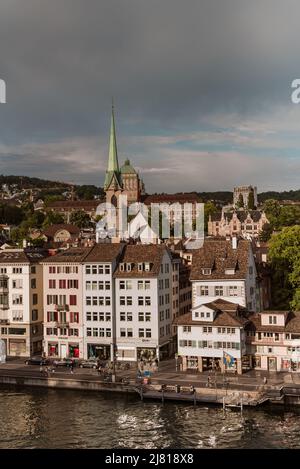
104;104;145;207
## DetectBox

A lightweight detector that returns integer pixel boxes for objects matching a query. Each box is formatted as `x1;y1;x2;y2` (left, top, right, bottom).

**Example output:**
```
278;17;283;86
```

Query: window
12;294;23;305
138;312;144;322
138;328;144;338
269;315;277;325
105;265;110;274
215;286;223;296
120;312;126;321
138;281;143;290
200;286;209;296
12;310;23;321
99;312;104;321
31;278;36;289
32;310;38;321
145;312;151;322
69;295;77;306
145;281;150;290
86;312;91;321
120;328;126;337
87;328;92;337
138;297;144;306
160;326;164;337
146;329;151;338
85;265;91;275
93;328;98;337
127;328;133;338
202;268;211;275
138;263;143;272
31;266;36;274
145;297;151;306
120;296;126;305
68;280;78;289
106;312;111;322
228;286;238;297
127;312;132;322
99;328;105;337
206;312;210;318
183;326;191;333
13;268;22;274
120;281;125;290
59;279;66;289
106;328;111;338
49;279;56;289
160;311;164;321
126;263;132;272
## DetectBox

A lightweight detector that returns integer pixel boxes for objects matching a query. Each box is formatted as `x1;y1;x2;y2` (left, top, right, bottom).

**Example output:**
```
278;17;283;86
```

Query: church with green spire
104;104;145;205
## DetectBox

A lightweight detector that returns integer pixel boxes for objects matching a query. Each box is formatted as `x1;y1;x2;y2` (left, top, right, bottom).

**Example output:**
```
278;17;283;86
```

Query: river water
0;386;299;449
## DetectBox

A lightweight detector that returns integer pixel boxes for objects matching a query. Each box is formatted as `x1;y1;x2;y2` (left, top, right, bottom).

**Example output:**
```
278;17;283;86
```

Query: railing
55;304;69;312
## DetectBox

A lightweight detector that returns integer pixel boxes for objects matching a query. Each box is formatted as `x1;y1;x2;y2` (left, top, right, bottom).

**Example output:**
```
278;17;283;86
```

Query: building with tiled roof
245;310;300;372
0;248;48;357
208;209;269;239
175;299;251;374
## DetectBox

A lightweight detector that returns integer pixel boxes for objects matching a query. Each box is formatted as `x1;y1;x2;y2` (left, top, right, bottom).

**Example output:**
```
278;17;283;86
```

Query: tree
259;223;273;242
236;193;244;208
42;211;64;229
263;199;281;228
247;190;255;210
269;225;300;309
70;210;91;228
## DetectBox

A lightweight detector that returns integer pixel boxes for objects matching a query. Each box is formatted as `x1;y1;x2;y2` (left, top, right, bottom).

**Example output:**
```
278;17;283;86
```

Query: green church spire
104;101;122;190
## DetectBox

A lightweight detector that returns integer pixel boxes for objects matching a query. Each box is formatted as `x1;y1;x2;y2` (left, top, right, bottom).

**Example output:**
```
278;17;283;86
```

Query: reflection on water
0;386;300;448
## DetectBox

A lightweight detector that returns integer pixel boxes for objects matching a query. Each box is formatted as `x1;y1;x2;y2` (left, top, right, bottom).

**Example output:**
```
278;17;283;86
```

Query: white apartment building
42;247;92;359
0;249;45;356
114;245;176;362
82;243;124;360
190;237;257;312
176;299;249;374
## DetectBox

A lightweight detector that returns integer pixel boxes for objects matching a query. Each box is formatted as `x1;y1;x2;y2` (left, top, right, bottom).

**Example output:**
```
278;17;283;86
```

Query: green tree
269;225;300;310
236;193;244;208
247;191;255;210
70;210;91;228
42;211;65;229
259;223;273;242
263;199;281;228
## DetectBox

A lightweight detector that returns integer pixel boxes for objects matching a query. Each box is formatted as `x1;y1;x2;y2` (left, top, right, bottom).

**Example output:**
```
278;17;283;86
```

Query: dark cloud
0;0;300;190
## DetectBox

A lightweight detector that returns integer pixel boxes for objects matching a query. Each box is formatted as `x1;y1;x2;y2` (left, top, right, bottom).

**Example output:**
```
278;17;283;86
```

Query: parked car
25;357;50;366
53;358;76;368
78;359;98;369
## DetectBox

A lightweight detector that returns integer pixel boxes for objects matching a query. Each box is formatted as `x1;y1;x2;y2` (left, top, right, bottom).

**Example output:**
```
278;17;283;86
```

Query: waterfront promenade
1;357;299;407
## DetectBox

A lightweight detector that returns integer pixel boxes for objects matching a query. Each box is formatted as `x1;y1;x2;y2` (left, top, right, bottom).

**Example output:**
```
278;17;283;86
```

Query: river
0;386;299;449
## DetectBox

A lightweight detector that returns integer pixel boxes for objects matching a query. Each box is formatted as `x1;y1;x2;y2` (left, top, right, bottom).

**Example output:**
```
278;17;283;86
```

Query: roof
43;224;80;238
83;243;125;263
175;299;249;327
142;192;201;205
121;159;137;174
47;200;101;209
0;249;48;264
190;239;251;280
211;210;265;223
114;244;170;278
42;247;93;264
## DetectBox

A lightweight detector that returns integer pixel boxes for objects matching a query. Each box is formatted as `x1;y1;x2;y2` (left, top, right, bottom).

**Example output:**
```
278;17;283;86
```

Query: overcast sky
1;0;300;192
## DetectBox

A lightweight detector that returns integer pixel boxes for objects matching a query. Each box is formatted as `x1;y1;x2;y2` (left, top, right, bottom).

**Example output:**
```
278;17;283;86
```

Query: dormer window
225;268;235;275
120;263;125;272
202;268;211;275
144;262;150;272
138;263;143;272
269;315;277;325
126;263;132;272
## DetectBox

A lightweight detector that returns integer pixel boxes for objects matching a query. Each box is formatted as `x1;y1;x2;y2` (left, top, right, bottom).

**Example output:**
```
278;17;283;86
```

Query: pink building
42;247;92;359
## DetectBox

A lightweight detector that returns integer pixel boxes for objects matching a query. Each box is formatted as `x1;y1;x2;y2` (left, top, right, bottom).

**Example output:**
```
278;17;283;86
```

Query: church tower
104;103;123;205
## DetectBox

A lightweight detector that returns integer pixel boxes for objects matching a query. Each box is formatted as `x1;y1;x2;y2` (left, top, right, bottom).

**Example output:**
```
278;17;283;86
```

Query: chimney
232;236;237;250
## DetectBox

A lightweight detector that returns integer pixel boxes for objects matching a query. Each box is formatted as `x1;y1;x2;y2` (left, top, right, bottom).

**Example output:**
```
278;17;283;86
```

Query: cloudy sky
1;0;300;193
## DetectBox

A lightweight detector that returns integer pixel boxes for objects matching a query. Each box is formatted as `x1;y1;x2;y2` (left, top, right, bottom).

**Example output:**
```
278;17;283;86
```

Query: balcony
55;321;69;328
55;304;69;312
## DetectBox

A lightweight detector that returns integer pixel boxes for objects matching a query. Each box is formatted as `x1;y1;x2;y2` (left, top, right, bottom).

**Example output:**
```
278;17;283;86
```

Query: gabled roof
211;210;265;223
42;247;93;263
0;249;48;264
83;243;125;263
175;299;249;327
43;224;80;238
190;239;251;280
114;244;170;278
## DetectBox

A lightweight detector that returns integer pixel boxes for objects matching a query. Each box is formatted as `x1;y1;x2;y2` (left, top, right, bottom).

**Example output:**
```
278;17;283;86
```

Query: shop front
69;343;79;358
48;343;58;357
9;339;26;356
87;343;111;360
281;358;300;371
137;347;157;361
202;357;222;372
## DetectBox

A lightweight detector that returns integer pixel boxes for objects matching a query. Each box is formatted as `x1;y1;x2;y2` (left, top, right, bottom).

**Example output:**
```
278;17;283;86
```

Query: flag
223;351;235;368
